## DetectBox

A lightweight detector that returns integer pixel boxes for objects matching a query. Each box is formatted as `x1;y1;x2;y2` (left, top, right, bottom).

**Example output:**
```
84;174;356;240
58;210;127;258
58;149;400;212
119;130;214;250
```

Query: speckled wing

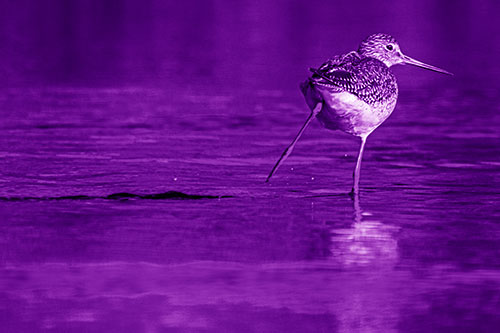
309;52;398;107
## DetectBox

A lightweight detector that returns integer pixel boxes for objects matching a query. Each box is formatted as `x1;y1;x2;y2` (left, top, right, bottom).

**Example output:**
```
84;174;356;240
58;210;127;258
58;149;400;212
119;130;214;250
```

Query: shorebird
266;33;452;194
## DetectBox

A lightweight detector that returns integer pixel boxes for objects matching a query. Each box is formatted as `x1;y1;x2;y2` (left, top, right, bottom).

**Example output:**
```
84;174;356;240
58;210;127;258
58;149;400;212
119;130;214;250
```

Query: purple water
1;1;500;332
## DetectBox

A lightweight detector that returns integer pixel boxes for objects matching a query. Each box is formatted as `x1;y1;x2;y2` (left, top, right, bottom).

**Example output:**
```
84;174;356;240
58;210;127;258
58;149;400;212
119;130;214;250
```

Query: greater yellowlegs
266;33;452;194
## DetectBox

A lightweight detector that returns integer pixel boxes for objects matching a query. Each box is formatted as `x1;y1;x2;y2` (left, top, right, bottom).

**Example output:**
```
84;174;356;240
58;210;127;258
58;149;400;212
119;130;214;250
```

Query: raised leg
265;102;322;182
351;134;368;195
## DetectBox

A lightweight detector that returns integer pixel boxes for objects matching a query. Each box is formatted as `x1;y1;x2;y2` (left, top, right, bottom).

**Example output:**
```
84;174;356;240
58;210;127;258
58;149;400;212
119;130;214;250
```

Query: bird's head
358;33;452;75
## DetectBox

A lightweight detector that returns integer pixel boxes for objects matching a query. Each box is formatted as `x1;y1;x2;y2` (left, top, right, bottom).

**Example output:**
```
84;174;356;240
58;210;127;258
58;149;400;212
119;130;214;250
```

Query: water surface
1;1;500;332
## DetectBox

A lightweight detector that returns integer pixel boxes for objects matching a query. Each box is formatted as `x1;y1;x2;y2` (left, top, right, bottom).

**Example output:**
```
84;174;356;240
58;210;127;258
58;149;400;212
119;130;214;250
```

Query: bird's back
301;51;399;136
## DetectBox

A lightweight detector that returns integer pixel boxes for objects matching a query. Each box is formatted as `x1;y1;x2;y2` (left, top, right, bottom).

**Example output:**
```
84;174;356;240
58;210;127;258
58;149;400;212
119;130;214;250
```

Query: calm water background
1;1;500;332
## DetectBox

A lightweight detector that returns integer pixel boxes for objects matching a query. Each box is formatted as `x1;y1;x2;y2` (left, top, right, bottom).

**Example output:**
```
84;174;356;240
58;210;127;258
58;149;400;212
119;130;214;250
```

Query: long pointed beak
402;54;453;75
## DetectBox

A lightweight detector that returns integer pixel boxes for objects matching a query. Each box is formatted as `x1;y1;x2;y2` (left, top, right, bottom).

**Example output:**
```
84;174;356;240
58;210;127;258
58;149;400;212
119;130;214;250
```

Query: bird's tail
300;78;323;111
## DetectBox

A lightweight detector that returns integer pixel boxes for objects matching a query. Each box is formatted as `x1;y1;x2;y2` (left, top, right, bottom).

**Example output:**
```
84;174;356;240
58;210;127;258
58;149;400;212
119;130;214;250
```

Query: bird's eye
386;44;394;51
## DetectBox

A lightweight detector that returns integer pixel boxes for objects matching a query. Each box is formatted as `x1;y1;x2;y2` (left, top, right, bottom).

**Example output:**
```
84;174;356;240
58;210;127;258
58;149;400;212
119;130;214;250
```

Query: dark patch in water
0;191;232;202
142;192;225;200
106;193;141;200
54;195;94;200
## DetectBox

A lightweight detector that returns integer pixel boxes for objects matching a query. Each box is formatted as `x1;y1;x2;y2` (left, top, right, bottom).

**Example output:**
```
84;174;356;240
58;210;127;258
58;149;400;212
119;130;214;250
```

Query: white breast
317;90;383;136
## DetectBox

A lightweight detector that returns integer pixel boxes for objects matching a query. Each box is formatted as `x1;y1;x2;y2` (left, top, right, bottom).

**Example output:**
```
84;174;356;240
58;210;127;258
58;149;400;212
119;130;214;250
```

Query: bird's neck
359;53;392;68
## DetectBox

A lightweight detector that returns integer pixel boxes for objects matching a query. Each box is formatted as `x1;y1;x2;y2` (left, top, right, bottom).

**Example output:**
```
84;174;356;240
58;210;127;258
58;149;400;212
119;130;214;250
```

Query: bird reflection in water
328;194;399;268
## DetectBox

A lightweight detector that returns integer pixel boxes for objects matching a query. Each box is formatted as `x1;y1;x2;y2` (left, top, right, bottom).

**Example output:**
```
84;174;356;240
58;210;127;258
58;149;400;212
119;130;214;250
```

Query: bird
265;33;452;194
